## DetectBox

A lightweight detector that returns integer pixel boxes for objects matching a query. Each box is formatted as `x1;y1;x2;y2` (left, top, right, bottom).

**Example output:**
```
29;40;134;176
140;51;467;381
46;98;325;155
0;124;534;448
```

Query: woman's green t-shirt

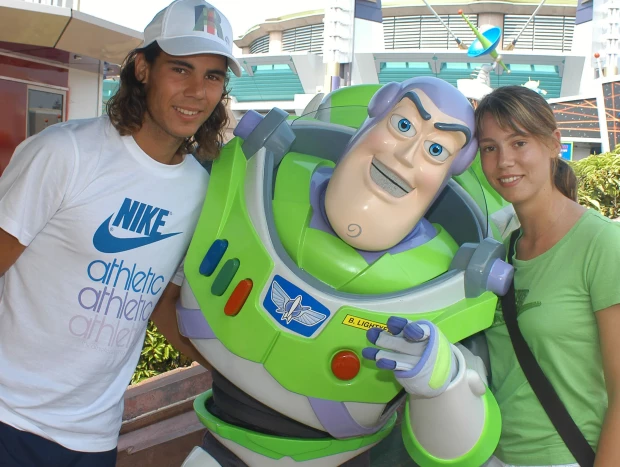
486;210;620;465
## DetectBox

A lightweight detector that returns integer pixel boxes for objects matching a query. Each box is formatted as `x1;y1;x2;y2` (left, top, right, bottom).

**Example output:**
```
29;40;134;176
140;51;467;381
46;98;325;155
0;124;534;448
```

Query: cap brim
155;36;242;77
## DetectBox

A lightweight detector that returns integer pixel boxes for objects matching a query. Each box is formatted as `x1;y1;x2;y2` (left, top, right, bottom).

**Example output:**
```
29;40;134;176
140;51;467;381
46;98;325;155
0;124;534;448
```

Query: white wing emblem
270;281;327;327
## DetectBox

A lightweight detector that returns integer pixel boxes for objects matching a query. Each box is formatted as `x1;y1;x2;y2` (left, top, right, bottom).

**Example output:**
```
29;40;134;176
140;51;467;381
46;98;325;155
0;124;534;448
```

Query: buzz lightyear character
271;78;481;294
179;77;512;467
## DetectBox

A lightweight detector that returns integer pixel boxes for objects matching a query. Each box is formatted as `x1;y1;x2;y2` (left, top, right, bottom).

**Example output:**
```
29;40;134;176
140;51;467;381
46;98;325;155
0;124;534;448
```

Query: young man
0;0;240;465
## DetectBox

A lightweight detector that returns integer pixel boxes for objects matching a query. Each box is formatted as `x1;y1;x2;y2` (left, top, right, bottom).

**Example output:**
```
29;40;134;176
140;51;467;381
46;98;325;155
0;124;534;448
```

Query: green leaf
573;152;619;217
130;320;193;385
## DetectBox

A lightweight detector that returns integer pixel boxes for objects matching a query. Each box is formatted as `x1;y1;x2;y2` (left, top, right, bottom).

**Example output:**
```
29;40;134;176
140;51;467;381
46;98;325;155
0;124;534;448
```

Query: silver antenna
505;0;546;50
421;0;468;49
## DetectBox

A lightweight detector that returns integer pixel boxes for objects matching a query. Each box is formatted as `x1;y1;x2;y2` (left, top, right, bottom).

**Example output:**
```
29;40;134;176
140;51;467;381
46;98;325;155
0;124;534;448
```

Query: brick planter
116;363;212;467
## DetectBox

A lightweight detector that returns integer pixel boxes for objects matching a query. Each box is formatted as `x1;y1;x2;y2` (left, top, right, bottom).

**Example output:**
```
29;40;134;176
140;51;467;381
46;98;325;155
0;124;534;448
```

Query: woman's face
478;112;561;206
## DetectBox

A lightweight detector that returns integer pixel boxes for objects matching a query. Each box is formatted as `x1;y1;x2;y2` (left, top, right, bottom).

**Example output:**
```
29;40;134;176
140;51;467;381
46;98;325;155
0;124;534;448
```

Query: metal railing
20;0;76;9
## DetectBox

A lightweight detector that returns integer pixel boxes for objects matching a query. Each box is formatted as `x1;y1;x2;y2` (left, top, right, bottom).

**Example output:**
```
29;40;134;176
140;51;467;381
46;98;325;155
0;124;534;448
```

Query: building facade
230;1;580;109
227;0;620;159
0;0;141;173
5;0;619;164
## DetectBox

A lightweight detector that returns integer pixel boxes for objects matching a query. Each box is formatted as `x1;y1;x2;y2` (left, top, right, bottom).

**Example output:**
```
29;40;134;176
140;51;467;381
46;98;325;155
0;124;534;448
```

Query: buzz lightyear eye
424;141;451;162
390;114;416;137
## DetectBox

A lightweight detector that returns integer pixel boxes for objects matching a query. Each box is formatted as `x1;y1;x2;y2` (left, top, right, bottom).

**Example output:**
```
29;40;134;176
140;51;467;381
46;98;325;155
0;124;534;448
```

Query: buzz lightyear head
324;77;477;252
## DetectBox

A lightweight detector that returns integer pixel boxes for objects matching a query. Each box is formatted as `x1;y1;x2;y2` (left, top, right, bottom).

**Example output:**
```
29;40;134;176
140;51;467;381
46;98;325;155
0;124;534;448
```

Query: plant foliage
572;148;620;219
130;321;192;385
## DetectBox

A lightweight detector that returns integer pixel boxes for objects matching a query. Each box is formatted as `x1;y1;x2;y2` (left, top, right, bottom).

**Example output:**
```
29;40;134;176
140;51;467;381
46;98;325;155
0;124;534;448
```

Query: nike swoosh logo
93;215;181;253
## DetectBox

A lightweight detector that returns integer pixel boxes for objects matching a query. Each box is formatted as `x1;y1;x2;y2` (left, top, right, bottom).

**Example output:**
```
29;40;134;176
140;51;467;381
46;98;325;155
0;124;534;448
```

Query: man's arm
0;126;79;273
150;282;213;371
0;229;26;276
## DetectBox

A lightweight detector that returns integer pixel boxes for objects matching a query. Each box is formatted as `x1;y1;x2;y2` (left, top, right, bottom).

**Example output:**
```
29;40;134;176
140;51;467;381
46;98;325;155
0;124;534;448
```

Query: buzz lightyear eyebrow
434;122;471;147
402;91;471;147
403;91;431;120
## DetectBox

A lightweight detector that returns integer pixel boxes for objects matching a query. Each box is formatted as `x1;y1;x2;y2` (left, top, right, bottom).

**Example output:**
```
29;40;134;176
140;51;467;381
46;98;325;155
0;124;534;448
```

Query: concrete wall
68;64;103;119
269;31;283;53
573;20;595;94
351;19;383;85
291;54;324;94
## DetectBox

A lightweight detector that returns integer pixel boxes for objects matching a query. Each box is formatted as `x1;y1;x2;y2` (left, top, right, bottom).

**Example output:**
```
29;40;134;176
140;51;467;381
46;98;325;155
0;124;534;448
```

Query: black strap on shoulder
506;229;519;265
501;230;595;466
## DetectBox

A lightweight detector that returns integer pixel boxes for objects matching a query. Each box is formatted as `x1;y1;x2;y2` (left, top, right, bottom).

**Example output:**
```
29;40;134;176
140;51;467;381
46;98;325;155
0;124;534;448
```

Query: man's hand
362;317;458;398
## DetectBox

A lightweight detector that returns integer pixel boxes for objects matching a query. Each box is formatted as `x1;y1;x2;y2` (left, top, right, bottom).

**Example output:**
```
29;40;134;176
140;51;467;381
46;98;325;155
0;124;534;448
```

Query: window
383;62;408;69
384;15;479;50
503;15;575;51
250;35;270;54
251;64;291;73
382;62;431;70
533;64;558;73
27;88;65;137
445;63;470;70
509;64;533;72
282;24;324;53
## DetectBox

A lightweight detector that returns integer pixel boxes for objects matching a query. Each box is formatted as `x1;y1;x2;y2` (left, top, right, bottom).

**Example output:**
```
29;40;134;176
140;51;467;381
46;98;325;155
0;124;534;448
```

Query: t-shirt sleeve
171;256;186;287
587;220;620;312
0;127;77;246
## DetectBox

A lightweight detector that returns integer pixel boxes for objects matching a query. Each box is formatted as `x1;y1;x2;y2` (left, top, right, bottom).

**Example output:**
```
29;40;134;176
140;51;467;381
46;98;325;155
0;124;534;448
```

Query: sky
79;0;329;42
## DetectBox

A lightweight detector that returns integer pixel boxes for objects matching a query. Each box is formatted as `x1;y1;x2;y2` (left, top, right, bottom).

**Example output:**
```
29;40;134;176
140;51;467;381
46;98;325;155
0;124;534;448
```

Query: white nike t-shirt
0;117;208;452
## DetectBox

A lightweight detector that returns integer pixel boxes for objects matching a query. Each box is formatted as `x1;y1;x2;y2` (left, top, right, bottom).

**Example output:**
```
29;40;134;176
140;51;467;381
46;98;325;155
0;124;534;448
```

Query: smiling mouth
174;106;200;116
370;158;414;198
499;176;522;183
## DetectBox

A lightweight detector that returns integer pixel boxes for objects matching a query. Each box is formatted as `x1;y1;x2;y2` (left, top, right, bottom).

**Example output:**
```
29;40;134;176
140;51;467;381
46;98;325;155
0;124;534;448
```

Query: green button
211;258;240;296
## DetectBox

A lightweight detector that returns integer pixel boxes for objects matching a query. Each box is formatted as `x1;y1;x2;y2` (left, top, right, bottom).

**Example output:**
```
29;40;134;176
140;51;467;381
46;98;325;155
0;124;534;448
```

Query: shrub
131;321;193;385
572;148;620;219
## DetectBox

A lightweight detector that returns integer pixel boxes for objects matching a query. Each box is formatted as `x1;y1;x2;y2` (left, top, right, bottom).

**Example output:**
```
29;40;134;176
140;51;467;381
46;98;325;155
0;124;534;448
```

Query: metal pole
505;0;546;50
421;0;467;49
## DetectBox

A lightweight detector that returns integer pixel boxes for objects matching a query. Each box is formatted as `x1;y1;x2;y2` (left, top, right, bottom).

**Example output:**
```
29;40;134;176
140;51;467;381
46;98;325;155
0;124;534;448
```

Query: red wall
0;80;27;174
0;51;69;174
0;55;68;88
0;41;70;64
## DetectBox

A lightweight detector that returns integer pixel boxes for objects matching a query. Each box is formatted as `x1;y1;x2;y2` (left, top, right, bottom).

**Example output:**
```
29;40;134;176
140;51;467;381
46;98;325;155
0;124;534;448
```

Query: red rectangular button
224;279;253;316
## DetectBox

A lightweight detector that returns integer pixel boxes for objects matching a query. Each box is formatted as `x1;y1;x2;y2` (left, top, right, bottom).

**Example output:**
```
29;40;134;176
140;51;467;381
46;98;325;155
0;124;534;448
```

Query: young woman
476;85;620;466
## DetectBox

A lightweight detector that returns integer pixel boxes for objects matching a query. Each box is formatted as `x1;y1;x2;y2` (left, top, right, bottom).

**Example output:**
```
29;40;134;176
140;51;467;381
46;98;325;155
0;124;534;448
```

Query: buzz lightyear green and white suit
179;77;512;467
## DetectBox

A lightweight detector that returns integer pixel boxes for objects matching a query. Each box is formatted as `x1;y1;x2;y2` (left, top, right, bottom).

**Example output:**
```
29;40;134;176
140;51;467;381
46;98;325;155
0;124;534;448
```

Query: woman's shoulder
580;209;620;234
577;209;620;252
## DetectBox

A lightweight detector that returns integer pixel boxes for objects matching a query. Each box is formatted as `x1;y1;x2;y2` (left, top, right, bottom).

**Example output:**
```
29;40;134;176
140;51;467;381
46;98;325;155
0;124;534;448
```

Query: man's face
324;89;470;251
136;51;227;145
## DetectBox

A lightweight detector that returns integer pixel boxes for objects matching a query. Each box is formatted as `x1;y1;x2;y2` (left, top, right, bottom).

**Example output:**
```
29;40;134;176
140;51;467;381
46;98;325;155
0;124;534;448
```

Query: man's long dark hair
106;42;230;162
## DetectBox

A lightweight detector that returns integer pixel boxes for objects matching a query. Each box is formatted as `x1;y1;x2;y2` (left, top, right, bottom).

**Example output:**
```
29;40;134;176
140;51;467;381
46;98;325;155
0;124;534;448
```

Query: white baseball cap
142;0;242;77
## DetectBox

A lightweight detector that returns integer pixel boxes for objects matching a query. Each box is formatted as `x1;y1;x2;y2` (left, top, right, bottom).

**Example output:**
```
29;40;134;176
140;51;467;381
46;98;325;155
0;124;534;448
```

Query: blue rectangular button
199;239;229;276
